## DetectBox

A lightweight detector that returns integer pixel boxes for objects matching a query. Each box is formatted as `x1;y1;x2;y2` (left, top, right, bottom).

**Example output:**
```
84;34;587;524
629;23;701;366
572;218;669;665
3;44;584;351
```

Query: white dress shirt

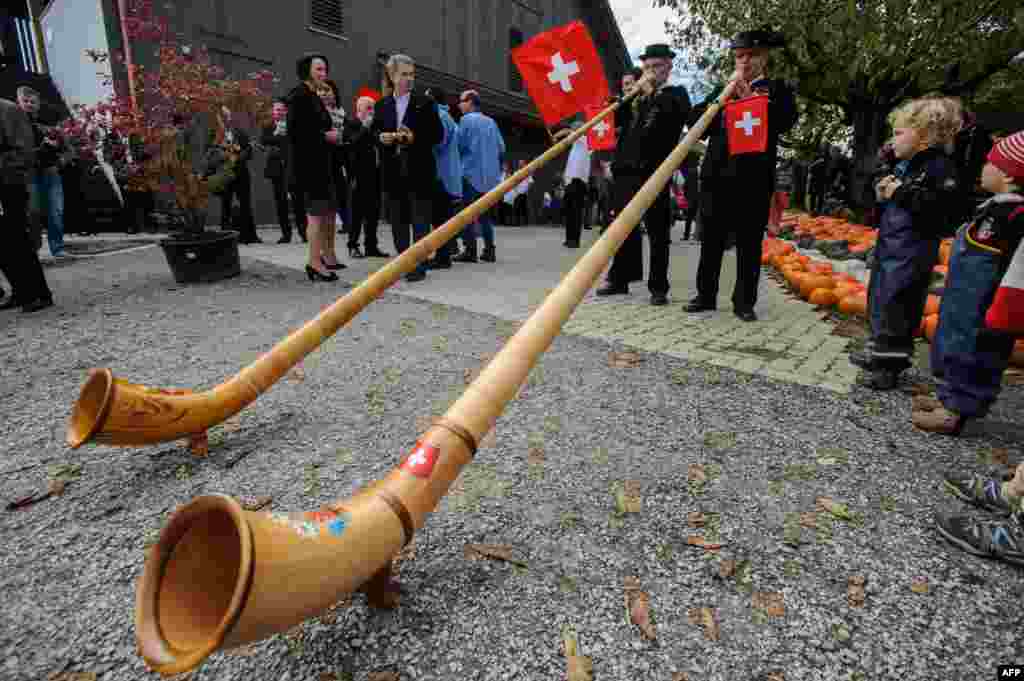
395;93;411;128
563;136;592;183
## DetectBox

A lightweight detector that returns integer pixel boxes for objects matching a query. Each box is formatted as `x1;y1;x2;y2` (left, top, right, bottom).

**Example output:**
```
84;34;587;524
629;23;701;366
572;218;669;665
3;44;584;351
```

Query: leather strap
376;489;414;547
432;417;478;458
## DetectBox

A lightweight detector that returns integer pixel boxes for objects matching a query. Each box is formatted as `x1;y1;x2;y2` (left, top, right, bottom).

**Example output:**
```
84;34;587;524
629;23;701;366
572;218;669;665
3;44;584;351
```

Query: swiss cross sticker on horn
511;20;610;128
401;441;440;479
725;94;769;156
585;103;616;151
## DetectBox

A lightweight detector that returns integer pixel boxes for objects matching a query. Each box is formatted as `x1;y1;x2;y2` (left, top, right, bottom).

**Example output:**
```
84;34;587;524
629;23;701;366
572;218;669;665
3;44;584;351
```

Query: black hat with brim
638;43;676;61
729;29;786;50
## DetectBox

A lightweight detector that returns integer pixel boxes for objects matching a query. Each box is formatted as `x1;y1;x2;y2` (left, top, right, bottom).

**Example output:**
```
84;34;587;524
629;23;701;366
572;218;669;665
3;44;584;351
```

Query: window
509;27;524;92
310;0;345;38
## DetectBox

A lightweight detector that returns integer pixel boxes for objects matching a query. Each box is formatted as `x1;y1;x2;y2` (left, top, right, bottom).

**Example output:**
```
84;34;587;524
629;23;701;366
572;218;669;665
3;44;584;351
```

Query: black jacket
691;78;798;214
372;91;443;198
285;82;333;198
878;147;961;240
612;84;691;176
344;119;381;187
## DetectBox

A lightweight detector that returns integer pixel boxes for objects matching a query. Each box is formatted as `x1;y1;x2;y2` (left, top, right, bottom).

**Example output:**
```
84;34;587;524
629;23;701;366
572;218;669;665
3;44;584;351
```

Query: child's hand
875;175;901;201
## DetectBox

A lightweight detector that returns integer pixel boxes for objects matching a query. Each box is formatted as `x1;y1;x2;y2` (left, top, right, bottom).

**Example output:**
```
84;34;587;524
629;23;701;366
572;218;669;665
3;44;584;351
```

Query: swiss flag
585;104;616;151
511;20;610;128
986;236;1024;334
725;95;769;156
356;86;382;103
401;441;439;479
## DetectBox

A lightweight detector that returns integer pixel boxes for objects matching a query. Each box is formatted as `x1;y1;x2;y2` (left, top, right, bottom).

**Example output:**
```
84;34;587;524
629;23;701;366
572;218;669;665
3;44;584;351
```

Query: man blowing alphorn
686;28;798;322
594;43;691;306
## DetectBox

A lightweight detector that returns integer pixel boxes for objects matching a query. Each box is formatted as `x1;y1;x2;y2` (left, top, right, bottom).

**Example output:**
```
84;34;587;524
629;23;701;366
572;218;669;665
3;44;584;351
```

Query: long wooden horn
134;80;737;676
66;82;653;451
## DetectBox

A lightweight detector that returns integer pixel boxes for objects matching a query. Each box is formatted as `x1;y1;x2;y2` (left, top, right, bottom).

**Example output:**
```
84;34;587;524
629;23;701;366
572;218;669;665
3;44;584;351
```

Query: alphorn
134;79;738;676
65;75;657;452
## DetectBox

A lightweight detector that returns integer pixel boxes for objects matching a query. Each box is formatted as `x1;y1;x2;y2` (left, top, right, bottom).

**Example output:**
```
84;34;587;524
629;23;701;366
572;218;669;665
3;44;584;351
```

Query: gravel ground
1;247;1023;681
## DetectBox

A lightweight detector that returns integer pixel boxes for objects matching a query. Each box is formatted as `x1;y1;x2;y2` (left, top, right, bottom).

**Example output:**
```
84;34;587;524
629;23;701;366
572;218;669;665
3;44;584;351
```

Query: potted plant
62;0;276;283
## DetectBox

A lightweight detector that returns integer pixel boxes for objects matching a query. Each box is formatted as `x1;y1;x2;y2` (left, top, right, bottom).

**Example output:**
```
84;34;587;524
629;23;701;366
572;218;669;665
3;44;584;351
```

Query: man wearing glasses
597;44;691;306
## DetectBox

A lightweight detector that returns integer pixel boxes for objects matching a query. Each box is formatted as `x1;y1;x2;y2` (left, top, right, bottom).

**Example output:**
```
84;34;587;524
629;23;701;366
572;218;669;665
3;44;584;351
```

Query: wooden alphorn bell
65;76;657;453
134;79;737;676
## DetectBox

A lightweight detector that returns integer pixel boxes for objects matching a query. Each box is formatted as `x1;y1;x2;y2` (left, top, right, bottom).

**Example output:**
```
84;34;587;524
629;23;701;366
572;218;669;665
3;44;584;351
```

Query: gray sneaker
943;472;1016;515
935;511;1024;566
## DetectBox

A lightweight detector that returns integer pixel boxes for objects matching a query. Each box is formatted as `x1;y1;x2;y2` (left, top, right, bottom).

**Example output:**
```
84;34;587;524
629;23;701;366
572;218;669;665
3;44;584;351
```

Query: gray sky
608;0;675;59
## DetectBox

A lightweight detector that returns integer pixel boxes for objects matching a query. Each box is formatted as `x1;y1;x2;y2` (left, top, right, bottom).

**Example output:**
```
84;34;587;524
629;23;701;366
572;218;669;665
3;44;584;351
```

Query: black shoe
276;236;292;244
454;249;478;263
349;245;365;259
0;297;21;311
859;369;899;391
849;349;872;369
734;309;757;322
481;246;497;263
427;257;452;269
650;293;668;306
684;298;716;313
321;256;347;271
405;271;427;283
565;241;580;248
305;265;339;282
239;235;263;245
364;248;390;258
0;286;6;301
596;283;628;297
21;297;54;313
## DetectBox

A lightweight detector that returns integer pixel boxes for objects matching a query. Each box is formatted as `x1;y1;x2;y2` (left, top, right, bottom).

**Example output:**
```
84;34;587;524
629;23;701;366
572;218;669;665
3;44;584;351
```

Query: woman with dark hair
316;78;354;271
286;53;342;281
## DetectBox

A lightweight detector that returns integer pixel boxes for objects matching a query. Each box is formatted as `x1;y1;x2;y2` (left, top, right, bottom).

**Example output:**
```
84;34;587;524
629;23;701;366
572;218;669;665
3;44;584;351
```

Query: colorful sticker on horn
266;508;352;539
401;441;440;478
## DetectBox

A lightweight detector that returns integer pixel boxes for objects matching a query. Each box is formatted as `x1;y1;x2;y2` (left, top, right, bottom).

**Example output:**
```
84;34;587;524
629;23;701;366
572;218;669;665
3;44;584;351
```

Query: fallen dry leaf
527;446;545;465
911;394;942;411
718;558;737;579
288;367;306;382
608;350;643;368
688;606;719;641
367;672;399;681
463;543;527;567
687;511;707;528
672;674;690;681
6;489;54;511
752;591;786;617
847;575;866;608
686;535;723;550
766;672;785;681
225;643;261;657
798;511;818;529
816;496;856;521
47;674;98;681
240;495;272;511
562;626;593;681
687;464;707;484
623;576;656;639
47;478;67;497
614;480;642;514
910;577;929;594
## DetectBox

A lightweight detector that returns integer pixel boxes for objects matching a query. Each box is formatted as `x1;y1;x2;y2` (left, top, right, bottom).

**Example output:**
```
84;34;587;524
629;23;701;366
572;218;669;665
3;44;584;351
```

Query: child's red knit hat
987;130;1024;181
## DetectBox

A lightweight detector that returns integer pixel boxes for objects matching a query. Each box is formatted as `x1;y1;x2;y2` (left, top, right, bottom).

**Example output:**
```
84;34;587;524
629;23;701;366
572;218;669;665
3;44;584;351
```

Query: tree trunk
849;105;891;222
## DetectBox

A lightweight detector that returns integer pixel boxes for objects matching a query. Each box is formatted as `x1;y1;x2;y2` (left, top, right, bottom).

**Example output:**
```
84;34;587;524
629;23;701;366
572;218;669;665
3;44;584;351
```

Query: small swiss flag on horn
585;104;616;151
986;237;1024;334
401;441;439;479
725;95;769;156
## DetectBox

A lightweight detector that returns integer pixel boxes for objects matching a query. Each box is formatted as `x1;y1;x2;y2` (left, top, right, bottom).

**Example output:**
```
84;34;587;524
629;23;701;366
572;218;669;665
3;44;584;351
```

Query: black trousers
514;194;529;226
563;178;587;244
607;172;672;292
220;168;258;239
431;183;459;260
695;192;771;311
0;184;52;304
349;175;381;251
269;176;306;240
385;189;432;276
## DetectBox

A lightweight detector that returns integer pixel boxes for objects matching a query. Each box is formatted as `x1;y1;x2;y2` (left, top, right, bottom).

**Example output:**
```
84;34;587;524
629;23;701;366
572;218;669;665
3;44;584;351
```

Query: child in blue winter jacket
926;131;1024;566
862;97;963;390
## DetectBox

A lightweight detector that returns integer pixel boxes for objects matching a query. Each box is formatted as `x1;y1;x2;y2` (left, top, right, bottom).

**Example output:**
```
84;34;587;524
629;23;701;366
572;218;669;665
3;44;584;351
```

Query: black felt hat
729;29;786;50
638;43;676;61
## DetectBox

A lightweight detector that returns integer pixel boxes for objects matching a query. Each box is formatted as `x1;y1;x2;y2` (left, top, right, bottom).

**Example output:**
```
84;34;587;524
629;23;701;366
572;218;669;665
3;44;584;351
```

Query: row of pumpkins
765;214;1024;367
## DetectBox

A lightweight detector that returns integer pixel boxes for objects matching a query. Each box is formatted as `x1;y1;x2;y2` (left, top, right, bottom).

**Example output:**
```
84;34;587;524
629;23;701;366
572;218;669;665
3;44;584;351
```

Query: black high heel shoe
306;265;339;282
349;245;365;259
321;256;347;271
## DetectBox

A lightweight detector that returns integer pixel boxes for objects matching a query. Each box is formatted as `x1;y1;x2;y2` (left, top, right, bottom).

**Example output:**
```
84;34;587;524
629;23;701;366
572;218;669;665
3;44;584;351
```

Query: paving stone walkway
240;222;861;393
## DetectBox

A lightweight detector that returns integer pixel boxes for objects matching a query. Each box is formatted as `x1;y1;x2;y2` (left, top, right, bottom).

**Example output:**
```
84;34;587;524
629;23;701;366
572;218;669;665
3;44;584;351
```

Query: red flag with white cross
401;441;439;479
585;104;616;151
725;94;769;156
511;20;610;128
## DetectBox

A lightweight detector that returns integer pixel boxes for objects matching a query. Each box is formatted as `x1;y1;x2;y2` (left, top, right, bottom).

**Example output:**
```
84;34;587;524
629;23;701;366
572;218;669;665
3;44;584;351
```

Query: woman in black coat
286;53;342;281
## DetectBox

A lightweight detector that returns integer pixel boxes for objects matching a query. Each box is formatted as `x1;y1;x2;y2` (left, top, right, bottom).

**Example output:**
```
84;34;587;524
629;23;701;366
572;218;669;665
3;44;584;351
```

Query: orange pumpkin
837;292;868;316
799;275;835;300
922;313;939;342
933;264;949;276
808;288;840;307
924;294;941;317
939;239;953;267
